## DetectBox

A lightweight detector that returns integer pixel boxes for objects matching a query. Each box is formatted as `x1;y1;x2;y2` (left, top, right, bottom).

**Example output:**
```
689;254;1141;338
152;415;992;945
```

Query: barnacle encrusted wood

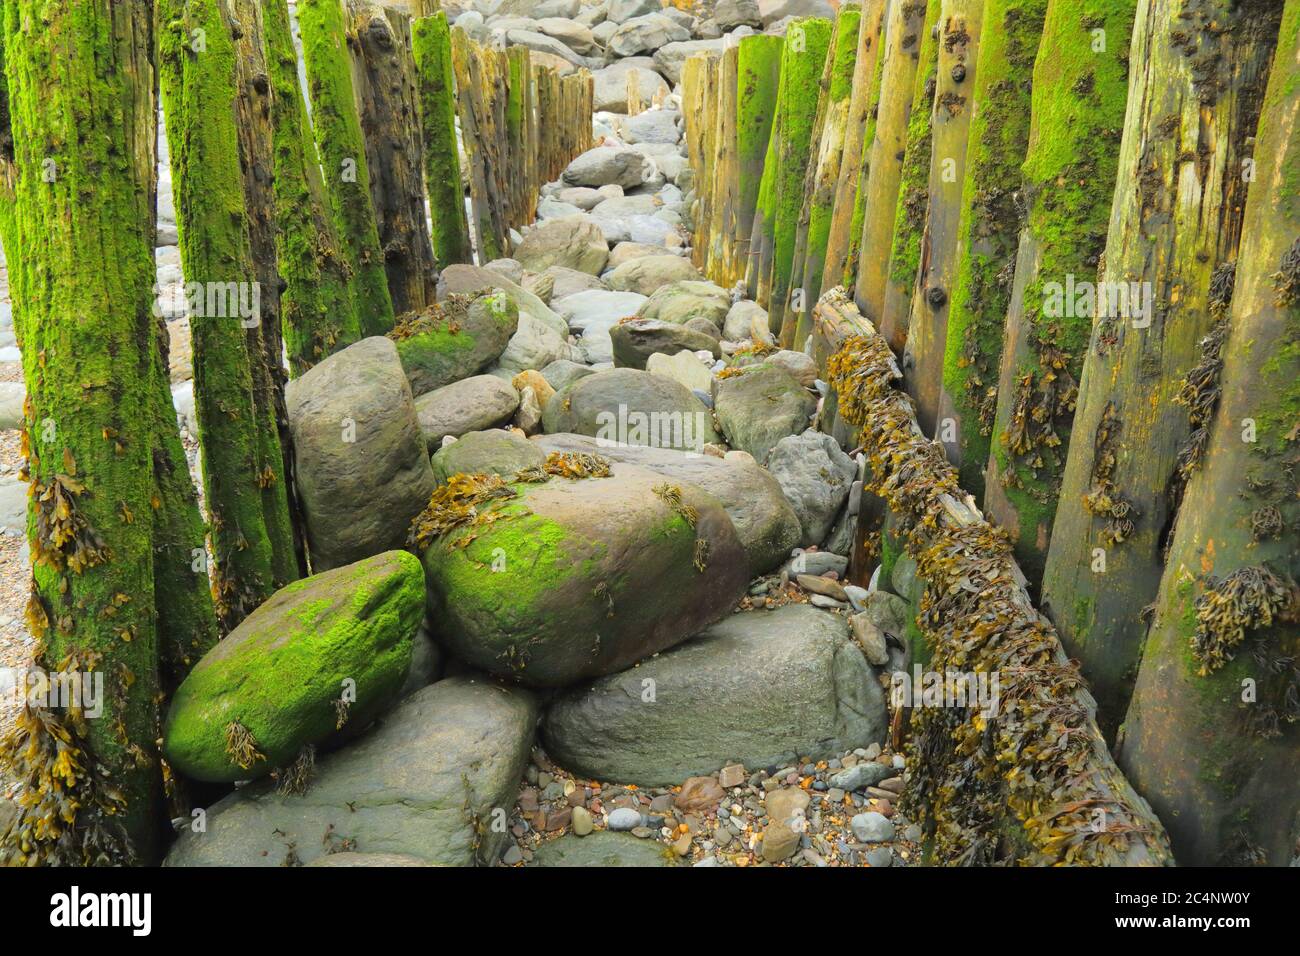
818;286;1172;866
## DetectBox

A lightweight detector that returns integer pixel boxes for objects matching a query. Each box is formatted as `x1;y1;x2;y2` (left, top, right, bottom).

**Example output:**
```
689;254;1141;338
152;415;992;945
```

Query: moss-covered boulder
417;461;748;686
389;291;518;396
162;551;424;782
430;429;545;483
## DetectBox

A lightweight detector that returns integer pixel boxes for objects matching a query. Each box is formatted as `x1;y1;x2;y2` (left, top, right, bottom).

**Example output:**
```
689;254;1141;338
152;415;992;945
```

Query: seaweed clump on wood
822;288;1171;866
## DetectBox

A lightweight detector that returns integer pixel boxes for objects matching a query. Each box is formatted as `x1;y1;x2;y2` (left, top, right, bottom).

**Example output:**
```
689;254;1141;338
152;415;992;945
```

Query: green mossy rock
420;463;749;687
163;551;424;782
532;831;680;867
391;292;519;396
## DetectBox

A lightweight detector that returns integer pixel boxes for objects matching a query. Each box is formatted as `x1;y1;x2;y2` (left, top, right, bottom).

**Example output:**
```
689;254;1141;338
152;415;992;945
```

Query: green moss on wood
298;0;396;336
413;12;472;268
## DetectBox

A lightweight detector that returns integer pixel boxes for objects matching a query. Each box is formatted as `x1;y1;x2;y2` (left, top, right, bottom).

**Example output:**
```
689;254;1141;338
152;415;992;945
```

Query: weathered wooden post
413;10;473;268
937;0;1049;497
298;0;396;335
822;0;888;297
852;0;933;330
345;0;438;314
898;0;982;436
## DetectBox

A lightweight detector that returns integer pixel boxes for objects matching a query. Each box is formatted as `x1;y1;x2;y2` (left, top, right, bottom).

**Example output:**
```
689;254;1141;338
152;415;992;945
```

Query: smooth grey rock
608;241;679;269
536;432;801;573
605;0;660;24
543;604;887;786
829;761;893;792
514;216;609;275
543;264;611;299
532;831;677;866
607;255;702;295
618;109;681;145
164;679;537;867
714;0;762;30
608;13;690;56
429;429;545;483
415;375;520;447
713;366;817;466
541;368;721;451
850;811;895;843
610;318;720;370
287;338;436;571
637;280;730;328
607;807;642;831
857;590;911;636
541;358;598;392
764;429;856;545
563;145;653;189
592;62;671;113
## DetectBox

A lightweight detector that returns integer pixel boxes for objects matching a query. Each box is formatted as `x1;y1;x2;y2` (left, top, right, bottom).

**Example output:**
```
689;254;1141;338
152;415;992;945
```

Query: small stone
571;805;594;836
672;833;693;857
501;844;524;865
904;824;924;842
630;826;655;838
864;743;882;760
827;788;845;803
718;763;746;789
850;613;890;666
878;776;904;794
828;762;893;792
850;811;895;843
797;573;848;602
545;807;572;831
675;775;725;812
761;822;800;862
865;846;893;867
607;806;642;831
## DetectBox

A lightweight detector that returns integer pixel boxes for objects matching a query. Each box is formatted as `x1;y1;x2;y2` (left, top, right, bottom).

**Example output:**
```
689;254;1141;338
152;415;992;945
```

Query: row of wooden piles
314;2;594;318
681;0;1300;867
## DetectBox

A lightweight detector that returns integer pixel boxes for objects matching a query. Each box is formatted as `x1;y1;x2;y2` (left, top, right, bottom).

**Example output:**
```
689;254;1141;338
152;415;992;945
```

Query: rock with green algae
418;462;749;687
162;551;424;782
389;292;519;397
541;368;723;452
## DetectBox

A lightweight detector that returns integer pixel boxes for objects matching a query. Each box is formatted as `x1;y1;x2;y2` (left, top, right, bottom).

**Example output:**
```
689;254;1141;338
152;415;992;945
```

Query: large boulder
562;146;653;189
514;217;609;275
637;280;730;328
712;364;817;465
430;429;546;483
607;13;689;56
503;29;592;68
535;17;596;54
164;679;537;867
610;318;720;369
543;605;887;786
162;552;424;782
606;255;702;295
608;241;681;269
645;349;713;393
388;292;519;396
536;433;801;573
765;429;856;546
714;0;762;29
419;463;748;686
415;375;520;448
287;338;437;570
541;368;722;451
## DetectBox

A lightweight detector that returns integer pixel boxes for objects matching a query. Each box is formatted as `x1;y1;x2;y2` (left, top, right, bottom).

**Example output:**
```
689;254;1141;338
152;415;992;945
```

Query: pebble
828;762;893;792
502;844;524;865
864;847;893;868
718;763;746;788
850;811;895;843
571;806;594;836
607;807;642;831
